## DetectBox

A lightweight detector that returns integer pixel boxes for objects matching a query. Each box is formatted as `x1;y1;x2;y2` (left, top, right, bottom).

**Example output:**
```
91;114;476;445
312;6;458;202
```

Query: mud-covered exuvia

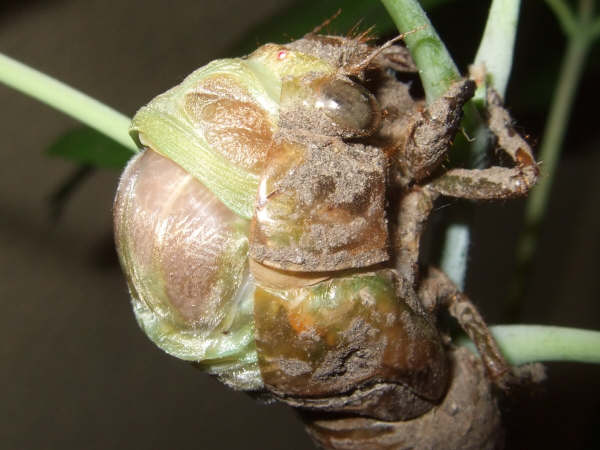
114;31;539;449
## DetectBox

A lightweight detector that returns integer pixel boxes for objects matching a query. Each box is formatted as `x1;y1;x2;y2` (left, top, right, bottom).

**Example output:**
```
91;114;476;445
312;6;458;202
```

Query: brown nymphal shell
113;29;542;450
253;269;448;421
118;34;426;393
250;135;389;272
303;347;504;450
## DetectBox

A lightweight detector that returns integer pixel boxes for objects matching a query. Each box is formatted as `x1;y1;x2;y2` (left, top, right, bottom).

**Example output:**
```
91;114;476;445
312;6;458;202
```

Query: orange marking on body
287;310;315;334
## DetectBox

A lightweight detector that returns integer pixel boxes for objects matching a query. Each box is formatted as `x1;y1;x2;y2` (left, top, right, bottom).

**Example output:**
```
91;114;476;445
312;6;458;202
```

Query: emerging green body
114;34;455;420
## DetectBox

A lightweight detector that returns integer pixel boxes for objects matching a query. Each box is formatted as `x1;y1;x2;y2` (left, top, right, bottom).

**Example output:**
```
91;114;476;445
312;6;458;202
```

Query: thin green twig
592;16;600;38
0;52;135;151
508;0;598;317
515;38;592;265
545;0;578;35
380;0;459;104
473;0;521;99
458;325;600;365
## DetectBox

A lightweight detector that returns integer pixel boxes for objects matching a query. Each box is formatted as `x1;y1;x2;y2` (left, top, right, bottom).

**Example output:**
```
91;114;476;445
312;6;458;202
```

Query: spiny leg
428;87;539;200
486;88;537;167
374;44;416;73
418;266;512;388
395;78;476;184
393;187;438;289
429;165;536;199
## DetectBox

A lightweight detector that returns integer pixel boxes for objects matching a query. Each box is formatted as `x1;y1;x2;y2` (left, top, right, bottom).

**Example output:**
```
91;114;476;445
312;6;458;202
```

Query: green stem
474;0;521;99
545;0;577;36
458;325;600;365
380;0;460;103
523;37;591;244
438;221;470;289
592;15;600;38
0;52;135;151
509;2;595;317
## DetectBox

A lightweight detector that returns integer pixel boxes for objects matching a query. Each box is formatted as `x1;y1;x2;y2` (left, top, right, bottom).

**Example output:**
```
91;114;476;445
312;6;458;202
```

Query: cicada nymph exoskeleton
115;29;535;431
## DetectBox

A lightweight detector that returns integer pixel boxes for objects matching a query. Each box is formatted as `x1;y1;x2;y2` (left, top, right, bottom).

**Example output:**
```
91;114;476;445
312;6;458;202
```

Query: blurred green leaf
231;0;457;55
48;165;95;221
46;127;132;169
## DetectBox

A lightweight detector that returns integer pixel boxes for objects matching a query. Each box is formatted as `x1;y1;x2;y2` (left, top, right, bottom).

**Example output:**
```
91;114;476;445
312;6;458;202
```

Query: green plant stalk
381;0;460;103
509;9;595;315
545;0;577;36
382;0;522;101
593;16;600;38
473;0;521;100
439;221;470;289
527;0;596;224
521;35;592;252
0;52;135;152
458;325;600;365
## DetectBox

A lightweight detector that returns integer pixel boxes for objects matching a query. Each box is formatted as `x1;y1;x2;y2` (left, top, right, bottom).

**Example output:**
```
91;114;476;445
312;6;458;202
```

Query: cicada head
248;35;395;272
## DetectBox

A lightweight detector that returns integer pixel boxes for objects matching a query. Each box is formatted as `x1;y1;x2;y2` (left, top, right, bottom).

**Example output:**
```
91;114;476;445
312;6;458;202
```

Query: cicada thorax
249;134;389;271
248;40;388;271
247;36;449;420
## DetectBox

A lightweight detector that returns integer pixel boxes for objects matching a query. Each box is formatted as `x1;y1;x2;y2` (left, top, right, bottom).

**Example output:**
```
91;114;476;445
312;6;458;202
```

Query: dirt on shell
303;347;505;450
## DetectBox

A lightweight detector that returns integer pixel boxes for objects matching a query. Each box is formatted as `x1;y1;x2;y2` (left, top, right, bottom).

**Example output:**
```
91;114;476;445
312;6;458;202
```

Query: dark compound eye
316;78;380;137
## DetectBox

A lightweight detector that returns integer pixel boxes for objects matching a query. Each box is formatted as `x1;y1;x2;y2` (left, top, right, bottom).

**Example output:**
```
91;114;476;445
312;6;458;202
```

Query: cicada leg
418;267;513;388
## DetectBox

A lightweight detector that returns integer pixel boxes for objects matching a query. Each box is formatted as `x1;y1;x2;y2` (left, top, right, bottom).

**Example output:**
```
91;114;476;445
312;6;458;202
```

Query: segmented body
115;34;450;420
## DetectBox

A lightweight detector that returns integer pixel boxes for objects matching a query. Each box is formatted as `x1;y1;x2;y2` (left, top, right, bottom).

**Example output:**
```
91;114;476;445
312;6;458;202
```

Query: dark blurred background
0;1;598;449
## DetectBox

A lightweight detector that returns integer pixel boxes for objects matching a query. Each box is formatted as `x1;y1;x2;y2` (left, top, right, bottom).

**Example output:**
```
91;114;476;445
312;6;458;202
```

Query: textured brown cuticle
302;348;505;450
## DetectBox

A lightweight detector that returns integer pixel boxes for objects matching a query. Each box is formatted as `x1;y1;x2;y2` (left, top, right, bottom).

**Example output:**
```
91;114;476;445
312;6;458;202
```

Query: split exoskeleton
114;32;538;425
